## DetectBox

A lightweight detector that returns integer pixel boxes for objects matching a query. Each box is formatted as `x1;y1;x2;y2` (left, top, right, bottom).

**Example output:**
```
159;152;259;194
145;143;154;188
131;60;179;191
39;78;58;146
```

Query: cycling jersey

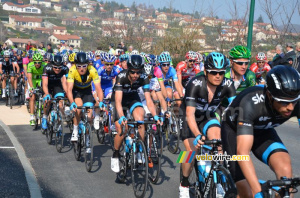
27;61;46;80
222;85;299;182
42;64;69;84
224;67;256;94
93;59;104;70
154;66;178;87
0;58;16;73
250;62;271;79
176;61;201;87
14;57;24;70
67;65;100;89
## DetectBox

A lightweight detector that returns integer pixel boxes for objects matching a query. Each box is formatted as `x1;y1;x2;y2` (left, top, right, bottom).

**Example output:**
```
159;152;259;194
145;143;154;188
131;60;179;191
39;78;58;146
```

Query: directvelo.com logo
176;151;249;163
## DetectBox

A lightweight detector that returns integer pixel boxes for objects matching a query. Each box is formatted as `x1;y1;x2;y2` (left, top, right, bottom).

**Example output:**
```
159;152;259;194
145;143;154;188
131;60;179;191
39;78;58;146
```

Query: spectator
128;45;133;54
47;44;53;53
281;43;296;67
2;43;9;50
121;41;127;52
268;44;284;67
108;43;115;55
31;44;37;51
25;41;32;51
294;42;300;72
39;42;46;51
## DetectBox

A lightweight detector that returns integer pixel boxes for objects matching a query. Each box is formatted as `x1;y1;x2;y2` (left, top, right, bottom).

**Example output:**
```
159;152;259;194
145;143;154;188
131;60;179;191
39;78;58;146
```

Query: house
183;25;205;35
113;8;135;20
166;13;184;21
156;13;167;21
53;26;67;35
30;0;51;8
34;27;51;35
3;2;41;14
101;25;127;38
53;4;62;12
154;20;168;29
142;25;166;37
86;7;94;13
9;15;42;29
5;38;37;49
193;35;206;46
201;17;225;27
62;17;92;27
48;34;81;48
101;18;124;26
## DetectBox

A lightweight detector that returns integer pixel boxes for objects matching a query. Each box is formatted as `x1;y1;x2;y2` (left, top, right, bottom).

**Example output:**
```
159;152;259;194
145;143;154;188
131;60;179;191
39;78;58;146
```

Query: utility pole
247;0;255;51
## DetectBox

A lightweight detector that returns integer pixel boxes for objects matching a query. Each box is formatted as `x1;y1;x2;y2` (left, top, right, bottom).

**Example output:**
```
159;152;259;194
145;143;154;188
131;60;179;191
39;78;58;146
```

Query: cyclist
93;50;104;69
118;54;128;70
66;52;104;153
0;50;20;98
195;51;204;72
250;52;271;84
110;55;161;173
179;52;236;198
41;55;69;131
154;53;184;107
222;66;300;198
27;53;47;126
13;50;26;100
92;53;120;130
176;51;201;88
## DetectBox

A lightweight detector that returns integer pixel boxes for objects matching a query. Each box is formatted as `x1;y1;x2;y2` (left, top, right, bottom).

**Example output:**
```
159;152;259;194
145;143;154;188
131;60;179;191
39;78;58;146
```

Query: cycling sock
43;114;47;119
30;114;35;119
73;125;78;132
181;176;190;187
95;114;100;119
113;150;119;158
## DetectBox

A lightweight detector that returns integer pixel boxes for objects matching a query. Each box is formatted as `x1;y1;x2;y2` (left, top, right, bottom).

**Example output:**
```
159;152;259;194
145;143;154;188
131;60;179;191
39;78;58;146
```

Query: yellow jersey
67;65;100;89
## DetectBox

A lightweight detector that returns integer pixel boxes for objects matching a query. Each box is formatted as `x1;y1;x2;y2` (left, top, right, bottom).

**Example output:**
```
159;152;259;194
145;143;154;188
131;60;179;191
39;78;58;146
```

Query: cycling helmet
69;53;76;62
46;53;53;61
38;49;46;56
73;49;79;53
53;49;59;54
185;51;197;60
204;52;228;70
52;55;63;66
75;52;89;64
158;53;172;63
229;45;251;59
17;50;23;56
144;64;153;76
195;52;203;62
149;54;157;66
127;55;144;70
32;53;43;61
119;54;129;62
95;50;103;56
131;50;139;55
103;53;116;63
3;50;10;57
256;52;267;61
161;51;170;56
266;65;300;101
62;54;69;63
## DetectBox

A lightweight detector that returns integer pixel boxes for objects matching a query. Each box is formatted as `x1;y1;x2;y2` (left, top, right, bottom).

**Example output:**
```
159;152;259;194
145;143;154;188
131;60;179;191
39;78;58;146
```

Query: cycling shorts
72;86;94;106
221;122;288;182
49;84;64;98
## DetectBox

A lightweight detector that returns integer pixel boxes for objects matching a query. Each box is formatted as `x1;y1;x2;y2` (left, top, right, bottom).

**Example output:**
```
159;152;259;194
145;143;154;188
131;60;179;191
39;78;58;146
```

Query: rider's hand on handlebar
99;101;106;111
70;102;77;112
118;116;127;126
193;134;205;149
43;94;51;102
154;115;163;125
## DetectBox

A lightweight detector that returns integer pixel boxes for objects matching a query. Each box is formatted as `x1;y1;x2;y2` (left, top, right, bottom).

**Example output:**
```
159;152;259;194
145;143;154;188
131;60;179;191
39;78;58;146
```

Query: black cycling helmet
127;55;144;70
51;55;63;66
204;52;228;70
266;65;300;101
75;52;88;64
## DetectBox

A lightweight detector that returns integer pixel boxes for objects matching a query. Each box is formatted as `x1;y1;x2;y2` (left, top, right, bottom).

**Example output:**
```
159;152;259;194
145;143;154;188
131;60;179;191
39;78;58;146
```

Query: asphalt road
1;101;300;198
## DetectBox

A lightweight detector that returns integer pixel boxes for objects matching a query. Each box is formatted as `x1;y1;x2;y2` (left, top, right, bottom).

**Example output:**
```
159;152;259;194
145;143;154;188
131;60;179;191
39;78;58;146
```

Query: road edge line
0;120;42;198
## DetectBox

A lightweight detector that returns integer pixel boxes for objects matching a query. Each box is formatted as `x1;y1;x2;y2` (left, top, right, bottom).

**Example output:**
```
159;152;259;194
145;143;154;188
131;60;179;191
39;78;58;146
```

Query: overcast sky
104;0;300;25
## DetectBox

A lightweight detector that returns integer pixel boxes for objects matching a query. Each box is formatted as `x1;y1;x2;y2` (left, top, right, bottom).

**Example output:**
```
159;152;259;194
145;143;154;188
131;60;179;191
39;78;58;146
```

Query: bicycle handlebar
267;177;300;187
203;139;222;145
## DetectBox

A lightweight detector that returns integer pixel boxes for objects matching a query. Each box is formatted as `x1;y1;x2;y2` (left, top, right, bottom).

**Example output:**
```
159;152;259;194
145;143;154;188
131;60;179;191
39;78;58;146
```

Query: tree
256;14;264;23
94;3;100;14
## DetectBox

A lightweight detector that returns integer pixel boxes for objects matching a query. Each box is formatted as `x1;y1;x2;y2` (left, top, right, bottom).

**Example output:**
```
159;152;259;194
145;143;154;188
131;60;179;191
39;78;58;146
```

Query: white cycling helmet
3;50;10;57
144;64;152;76
131;50;139;55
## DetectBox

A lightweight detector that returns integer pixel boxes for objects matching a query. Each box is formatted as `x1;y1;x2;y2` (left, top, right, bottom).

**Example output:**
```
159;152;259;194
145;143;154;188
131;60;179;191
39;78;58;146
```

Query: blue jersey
93;59;104;70
92;66;120;91
155;66;178;86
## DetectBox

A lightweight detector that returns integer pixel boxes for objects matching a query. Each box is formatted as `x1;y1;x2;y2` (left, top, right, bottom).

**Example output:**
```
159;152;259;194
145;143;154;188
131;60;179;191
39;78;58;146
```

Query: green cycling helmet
32;53;43;61
229;45;251;59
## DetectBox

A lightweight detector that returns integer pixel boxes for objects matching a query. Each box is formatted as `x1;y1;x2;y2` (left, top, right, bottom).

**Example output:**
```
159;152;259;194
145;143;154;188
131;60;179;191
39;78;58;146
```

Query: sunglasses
272;95;300;105
129;70;142;75
53;66;62;69
206;70;226;75
189;60;196;63
34;61;42;64
76;64;88;68
233;60;249;65
257;61;265;64
105;63;114;66
161;63;170;67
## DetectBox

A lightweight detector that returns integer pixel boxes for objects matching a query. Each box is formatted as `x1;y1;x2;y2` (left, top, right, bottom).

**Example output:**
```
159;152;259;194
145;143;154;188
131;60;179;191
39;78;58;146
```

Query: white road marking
0;146;15;149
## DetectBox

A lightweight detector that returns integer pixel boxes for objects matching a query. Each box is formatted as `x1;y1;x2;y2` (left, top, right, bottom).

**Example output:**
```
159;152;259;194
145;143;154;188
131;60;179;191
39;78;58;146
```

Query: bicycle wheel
85;123;93;172
117;143;128;183
34;101;39;130
9;84;13;109
179;162;199;197
96;121;105;144
167;113;180;154
73;133;82;161
210;165;237;198
46;115;53;145
147;129;163;184
55;111;64;153
131;139;148;198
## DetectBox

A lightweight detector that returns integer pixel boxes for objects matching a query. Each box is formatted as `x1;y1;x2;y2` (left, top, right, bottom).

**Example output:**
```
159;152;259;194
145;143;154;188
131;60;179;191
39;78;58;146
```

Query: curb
0;120;42;198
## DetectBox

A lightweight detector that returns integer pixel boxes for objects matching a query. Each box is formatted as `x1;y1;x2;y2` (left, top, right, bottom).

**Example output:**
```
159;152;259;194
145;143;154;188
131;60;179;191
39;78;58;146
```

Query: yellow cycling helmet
69;53;76;63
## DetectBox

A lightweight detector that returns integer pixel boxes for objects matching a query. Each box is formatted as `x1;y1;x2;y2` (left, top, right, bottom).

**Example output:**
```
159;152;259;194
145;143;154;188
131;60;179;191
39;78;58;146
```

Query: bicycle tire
96;122;105;144
73;133;82;161
9;83;13;109
179;162;199;197
131;139;148;198
210;165;237;198
117;142;128;183
85;123;93;172
46;125;53;145
167;113;180;154
148;130;162;184
55;111;64;153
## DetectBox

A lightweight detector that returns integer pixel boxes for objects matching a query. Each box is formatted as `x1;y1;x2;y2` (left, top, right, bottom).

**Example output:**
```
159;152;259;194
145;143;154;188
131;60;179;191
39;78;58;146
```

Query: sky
104;0;300;25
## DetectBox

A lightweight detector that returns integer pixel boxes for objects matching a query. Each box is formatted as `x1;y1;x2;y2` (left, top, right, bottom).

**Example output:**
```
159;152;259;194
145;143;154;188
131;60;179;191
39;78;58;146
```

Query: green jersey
27;62;46;88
